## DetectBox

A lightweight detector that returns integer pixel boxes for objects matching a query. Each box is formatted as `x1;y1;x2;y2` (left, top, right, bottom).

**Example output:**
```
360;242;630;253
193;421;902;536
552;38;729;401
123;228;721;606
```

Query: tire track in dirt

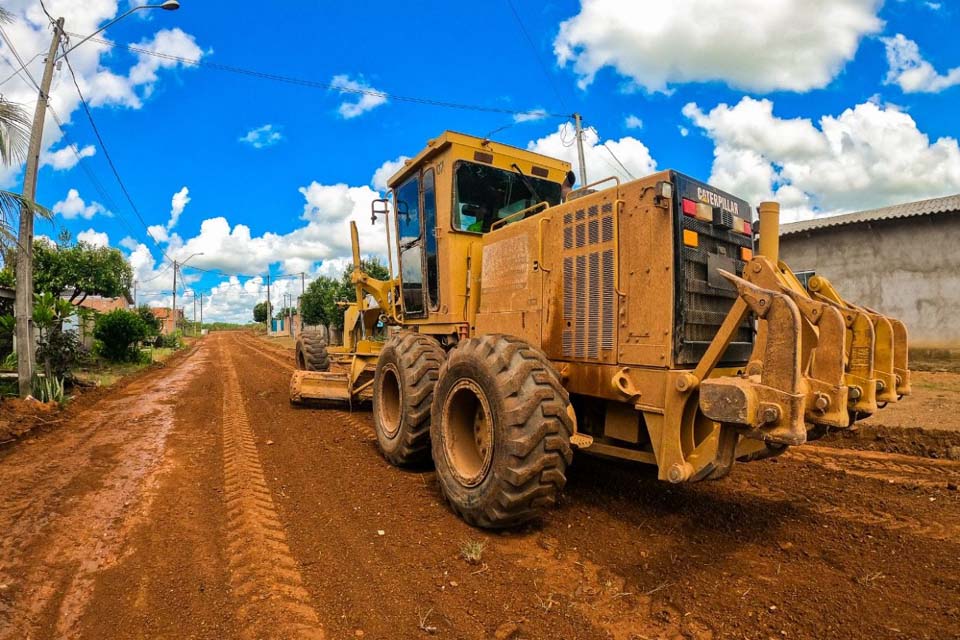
0;346;205;639
788;446;960;488
217;339;326;640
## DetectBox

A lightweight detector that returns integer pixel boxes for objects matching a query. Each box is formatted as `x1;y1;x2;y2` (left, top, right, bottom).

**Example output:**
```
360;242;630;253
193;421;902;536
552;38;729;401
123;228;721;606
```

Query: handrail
612;199;626;296
537;217;552;272
490;201;549;231
568;175;621;199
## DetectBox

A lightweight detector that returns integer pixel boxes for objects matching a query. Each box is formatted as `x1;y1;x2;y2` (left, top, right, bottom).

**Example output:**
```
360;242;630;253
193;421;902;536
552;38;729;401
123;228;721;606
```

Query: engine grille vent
561;200;617;360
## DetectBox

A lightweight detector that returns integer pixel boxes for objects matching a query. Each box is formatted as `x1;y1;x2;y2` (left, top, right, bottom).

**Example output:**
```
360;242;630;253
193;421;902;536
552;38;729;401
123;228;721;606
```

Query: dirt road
1;332;958;639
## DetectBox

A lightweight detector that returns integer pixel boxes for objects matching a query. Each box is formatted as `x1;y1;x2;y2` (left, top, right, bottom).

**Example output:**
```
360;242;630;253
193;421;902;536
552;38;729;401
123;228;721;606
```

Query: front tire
431;335;573;528
296;330;330;371
372;332;445;466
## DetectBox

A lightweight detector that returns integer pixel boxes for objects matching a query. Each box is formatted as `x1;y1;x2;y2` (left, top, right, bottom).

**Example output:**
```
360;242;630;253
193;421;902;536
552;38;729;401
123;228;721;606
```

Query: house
63;292;133;349
150;307;184;335
779;193;960;362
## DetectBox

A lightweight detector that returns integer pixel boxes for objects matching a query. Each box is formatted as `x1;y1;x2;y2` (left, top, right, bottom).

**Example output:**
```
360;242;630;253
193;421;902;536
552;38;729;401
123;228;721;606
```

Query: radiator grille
562;201;617;360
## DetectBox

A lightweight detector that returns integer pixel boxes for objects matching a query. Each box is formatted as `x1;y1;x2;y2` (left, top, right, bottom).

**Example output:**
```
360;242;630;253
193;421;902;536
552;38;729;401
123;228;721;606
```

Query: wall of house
779;212;960;348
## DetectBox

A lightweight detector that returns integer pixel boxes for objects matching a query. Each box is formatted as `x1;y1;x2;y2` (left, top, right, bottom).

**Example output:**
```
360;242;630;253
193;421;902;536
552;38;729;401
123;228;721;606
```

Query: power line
68;32;573;119
504;0;572;112
587;125;636;181
61;52;173;262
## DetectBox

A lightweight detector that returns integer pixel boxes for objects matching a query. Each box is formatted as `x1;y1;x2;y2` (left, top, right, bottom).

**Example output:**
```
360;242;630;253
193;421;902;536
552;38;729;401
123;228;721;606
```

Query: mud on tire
372;332;446;466
431;334;573;528
295;330;330;372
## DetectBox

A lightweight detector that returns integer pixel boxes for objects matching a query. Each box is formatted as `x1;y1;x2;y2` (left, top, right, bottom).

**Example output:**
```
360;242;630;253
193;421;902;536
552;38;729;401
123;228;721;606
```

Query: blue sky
1;0;958;321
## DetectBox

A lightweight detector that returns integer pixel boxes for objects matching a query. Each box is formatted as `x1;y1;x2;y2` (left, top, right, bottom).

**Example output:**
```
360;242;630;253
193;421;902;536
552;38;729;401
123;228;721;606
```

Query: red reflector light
682;198;697;216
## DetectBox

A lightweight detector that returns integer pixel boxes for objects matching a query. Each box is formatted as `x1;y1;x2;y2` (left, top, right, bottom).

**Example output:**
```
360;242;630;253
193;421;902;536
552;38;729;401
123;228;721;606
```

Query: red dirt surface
1;332;958;639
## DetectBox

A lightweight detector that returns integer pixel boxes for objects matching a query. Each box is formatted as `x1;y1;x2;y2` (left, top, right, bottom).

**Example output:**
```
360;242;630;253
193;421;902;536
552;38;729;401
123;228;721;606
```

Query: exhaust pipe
758;201;780;263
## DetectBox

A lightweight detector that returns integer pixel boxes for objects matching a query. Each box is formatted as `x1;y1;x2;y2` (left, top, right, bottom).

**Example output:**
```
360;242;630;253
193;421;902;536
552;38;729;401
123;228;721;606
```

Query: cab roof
387;130;572;189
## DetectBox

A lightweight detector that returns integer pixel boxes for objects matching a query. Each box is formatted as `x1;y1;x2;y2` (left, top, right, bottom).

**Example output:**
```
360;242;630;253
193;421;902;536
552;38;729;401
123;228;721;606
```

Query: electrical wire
68;32;572;119
61;52;173;262
504;0;572;113
587;125;636;181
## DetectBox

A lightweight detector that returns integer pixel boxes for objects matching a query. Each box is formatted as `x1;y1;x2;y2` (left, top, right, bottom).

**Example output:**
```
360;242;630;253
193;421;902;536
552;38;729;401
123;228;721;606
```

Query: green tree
253;301;272;324
300;257;391;330
136;304;162;337
94;309;147;362
32;238;133;305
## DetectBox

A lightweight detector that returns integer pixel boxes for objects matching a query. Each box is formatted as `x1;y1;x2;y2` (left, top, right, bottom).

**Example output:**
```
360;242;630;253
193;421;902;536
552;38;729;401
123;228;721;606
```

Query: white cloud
239;124;283;149
624;114;643;130
882;33;960;93
330;74;388;119
147;224;169;243
168;186;190;229
527;123;656;184
371;155;409;192
513;108;548;123
41;144;96;170
683;96;960;221
554;0;883;93
0;6;205;188
678;126;689;137
52;188;108;220
119;236;140;251
77;229;109;248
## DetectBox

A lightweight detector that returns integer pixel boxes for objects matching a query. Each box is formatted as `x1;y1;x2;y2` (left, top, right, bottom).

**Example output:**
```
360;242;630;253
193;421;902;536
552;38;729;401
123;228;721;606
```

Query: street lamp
58;1;181;60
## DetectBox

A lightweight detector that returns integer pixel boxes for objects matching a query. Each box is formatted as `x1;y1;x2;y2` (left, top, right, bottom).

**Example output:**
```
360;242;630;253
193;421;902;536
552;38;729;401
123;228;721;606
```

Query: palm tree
0;6;52;250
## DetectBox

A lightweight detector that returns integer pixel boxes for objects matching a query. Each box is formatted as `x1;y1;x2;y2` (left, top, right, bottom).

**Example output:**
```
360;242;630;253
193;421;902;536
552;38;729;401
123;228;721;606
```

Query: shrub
36;329;86;378
94;309;147;362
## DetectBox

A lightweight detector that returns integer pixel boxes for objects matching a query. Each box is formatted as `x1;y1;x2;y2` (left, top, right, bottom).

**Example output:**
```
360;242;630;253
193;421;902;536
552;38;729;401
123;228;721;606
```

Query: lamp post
14;1;180;396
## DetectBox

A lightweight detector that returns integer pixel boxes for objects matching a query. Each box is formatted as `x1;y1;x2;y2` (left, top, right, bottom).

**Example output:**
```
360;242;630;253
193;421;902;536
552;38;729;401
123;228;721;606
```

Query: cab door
395;169;440;318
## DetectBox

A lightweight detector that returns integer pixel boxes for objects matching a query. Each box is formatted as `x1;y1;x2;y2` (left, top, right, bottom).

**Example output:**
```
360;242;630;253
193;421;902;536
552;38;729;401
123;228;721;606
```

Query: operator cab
383;132;571;320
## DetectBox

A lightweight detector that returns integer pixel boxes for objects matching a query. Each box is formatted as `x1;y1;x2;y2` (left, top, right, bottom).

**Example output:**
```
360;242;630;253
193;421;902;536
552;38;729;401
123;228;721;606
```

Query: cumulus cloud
0;6;205;187
527;123;656;184
331;74;388;119
513;108;548;123
882;33;960;93
554;0;883;93
624;114;643;130
168;186;190;229
77;229;110;248
41;144;96;170
239;124;283;149
52;189;109;220
683;96;960;221
371;155;409;192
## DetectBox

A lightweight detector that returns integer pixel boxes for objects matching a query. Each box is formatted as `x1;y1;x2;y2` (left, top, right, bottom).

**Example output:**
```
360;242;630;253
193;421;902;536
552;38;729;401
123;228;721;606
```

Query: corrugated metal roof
780;193;960;236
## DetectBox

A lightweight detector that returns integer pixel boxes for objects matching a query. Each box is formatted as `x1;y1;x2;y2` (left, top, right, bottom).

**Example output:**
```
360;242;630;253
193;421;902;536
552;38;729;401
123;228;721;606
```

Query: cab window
395;176;424;316
453;161;562;233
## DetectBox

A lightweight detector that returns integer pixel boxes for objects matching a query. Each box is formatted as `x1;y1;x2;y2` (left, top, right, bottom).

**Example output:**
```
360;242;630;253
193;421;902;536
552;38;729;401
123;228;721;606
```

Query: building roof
781;193;960;236
75;295;128;313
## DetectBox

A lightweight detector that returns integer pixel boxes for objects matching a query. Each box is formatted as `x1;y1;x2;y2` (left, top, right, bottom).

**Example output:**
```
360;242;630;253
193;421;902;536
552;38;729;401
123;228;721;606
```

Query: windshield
453;161;562;233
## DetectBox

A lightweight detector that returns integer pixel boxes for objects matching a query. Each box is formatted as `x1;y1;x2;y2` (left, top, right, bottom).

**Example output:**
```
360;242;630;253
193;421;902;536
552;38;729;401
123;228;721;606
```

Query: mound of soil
0;398;60;443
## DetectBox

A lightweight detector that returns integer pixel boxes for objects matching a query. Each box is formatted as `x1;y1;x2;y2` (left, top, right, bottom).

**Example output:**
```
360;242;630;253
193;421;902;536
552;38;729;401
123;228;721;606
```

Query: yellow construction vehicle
290;131;910;528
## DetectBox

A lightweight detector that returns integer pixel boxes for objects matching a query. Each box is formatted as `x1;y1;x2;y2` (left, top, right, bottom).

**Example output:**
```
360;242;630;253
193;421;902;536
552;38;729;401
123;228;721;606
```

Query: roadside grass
73;347;177;388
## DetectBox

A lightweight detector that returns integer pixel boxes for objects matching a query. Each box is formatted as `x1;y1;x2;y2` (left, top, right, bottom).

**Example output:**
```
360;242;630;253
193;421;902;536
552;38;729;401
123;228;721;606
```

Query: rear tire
372;332;445;466
431;334;573;528
296;331;330;372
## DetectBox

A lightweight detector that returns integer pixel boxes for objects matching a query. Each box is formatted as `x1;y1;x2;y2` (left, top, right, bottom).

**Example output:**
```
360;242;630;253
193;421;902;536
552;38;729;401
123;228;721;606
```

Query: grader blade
289;370;352;404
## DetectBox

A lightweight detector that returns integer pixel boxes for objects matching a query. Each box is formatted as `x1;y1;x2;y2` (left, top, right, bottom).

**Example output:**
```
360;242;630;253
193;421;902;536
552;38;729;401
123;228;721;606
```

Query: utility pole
265;275;271;333
573;112;588;187
15;17;65;397
192;292;196;335
133;280;138;307
172;259;177;334
199;293;203;332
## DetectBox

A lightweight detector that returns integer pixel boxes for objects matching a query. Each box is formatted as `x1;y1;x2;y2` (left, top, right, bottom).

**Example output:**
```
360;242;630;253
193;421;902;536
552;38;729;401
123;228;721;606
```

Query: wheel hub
442;379;494;487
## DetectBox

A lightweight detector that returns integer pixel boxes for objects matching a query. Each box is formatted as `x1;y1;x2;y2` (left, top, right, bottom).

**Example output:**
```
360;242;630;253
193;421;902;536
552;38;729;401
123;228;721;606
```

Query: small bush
94;309;147;362
36;329;86;378
32;374;65;405
154;332;181;349
460;539;487;565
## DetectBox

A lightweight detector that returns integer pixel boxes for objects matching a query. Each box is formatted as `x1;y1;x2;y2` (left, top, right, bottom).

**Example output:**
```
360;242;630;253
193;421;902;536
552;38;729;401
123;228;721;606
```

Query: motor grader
290;131;910;528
